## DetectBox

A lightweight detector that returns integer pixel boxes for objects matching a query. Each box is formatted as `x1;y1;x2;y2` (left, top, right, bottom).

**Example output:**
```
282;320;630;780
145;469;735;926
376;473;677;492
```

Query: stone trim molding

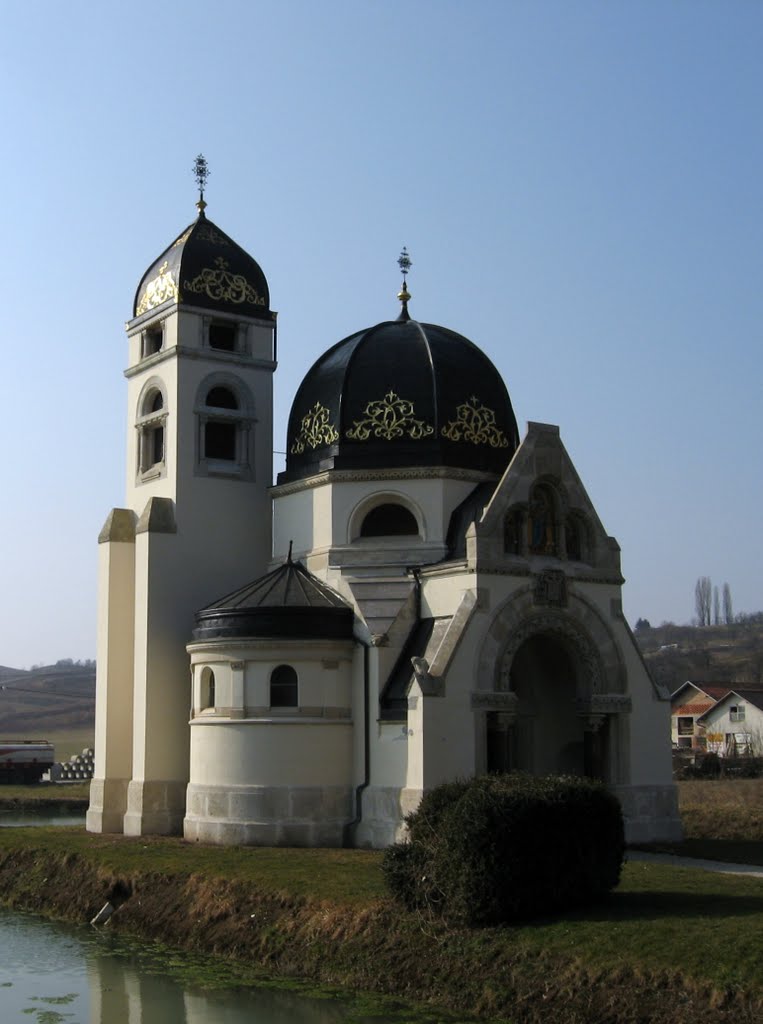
271;465;498;498
470;690;519;713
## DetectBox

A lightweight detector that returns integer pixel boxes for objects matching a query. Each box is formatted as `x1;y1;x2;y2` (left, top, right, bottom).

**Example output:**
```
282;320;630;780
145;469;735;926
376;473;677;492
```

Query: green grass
0;782;90;804
1;827;763;999
0;828;385;904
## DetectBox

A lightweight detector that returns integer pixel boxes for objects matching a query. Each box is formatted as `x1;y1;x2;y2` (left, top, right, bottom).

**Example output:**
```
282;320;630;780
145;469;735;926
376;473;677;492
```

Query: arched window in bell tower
195;374;254;479
136;380;168;481
204;387;238;461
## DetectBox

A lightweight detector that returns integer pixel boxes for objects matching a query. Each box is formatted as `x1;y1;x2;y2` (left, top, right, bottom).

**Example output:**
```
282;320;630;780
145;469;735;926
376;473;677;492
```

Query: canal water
0;805;85;828
0;807;415;1024
0;907;412;1022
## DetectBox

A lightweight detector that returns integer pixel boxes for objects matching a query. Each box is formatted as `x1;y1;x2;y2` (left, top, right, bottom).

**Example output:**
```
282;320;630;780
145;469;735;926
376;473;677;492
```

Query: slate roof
192;556;354;642
279;314;519;484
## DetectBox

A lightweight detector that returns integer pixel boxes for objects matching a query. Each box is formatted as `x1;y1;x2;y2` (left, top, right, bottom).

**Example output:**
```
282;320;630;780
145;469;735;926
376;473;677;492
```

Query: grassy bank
0;781;89;808
1;829;762;1023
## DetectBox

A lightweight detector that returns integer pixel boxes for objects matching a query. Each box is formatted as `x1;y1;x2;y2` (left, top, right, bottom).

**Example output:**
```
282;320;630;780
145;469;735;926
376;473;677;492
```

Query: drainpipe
344;640;371;848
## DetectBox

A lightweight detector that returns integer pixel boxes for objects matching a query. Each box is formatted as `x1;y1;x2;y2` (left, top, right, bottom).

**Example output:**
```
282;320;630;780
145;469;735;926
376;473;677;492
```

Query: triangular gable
670;680;719;706
469;421;621;577
698;689;763;721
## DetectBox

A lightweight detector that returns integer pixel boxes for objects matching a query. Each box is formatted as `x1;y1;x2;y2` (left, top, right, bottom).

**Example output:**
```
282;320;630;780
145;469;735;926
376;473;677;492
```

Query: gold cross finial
193;154;209;215
397;247;412;320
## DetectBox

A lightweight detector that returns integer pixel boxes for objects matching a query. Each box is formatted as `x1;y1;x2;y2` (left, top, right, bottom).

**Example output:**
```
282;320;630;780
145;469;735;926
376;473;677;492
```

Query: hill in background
635;616;763;694
0;661;95;737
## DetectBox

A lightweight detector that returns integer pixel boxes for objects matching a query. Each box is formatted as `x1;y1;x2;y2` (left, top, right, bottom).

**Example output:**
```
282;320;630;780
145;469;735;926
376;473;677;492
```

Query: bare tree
695;576;712;626
713;586;720;625
723;583;733;625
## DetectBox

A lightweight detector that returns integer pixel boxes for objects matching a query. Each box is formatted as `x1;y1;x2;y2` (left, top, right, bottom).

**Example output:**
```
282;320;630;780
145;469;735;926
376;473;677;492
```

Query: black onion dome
279;317;519;484
133;213;272;320
193;558;354;642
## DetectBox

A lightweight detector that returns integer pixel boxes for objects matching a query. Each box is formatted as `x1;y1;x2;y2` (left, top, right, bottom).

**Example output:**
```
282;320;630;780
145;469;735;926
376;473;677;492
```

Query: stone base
183;783;354;847
352;786;411;848
123;779;187;836
610;783;683;844
86;777;130;834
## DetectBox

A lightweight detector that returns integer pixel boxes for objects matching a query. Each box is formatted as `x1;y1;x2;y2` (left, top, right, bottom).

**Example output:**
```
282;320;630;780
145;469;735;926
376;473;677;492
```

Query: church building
87;165;681;847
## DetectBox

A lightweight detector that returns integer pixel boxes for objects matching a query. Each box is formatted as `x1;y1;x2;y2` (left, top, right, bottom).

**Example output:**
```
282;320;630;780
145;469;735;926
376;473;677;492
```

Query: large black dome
279;314;519;484
133;210;273;321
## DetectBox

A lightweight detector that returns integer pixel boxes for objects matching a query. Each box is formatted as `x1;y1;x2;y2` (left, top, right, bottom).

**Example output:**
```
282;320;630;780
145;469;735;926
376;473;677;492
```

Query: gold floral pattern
196;224;229;246
290;402;339;454
347;391;434;441
172;228;192;248
136;261;179;315
441;396;509;448
184;257;266;307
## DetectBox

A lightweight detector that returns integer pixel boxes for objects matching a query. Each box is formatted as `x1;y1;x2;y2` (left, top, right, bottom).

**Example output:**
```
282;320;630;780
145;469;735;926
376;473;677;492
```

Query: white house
87;181;681;847
697;690;763;757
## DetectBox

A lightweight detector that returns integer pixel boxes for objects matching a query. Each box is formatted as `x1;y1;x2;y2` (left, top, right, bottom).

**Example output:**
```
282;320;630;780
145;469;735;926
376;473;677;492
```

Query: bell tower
88;158;277;835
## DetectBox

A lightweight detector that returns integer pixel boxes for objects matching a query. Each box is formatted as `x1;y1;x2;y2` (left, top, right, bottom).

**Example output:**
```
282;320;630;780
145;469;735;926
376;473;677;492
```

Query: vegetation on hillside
634;615;763;694
0;662;94;735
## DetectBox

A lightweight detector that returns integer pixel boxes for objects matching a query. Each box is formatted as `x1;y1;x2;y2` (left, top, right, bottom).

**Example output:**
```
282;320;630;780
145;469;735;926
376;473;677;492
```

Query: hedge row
383;773;624;926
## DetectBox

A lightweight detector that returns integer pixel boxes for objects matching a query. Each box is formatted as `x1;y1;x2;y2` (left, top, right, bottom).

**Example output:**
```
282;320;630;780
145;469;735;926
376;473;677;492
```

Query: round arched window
206;386;238;409
200;667;216;710
360;503;418;538
270;665;298;708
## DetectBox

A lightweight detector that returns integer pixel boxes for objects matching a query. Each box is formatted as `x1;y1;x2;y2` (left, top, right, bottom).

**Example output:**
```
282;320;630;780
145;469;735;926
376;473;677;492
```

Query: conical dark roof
192;557;354;642
133;212;273;321
279;315;519;484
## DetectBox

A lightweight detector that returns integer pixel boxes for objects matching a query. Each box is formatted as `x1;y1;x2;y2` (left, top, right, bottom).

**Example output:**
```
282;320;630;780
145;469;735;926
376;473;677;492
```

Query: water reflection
0;910;398;1023
0;806;85;828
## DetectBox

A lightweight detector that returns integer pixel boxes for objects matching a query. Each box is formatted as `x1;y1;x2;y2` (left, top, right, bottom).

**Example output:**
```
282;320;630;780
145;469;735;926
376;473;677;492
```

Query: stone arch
475;585;628;782
476;584;627;697
497;609;605;699
348;491;424;543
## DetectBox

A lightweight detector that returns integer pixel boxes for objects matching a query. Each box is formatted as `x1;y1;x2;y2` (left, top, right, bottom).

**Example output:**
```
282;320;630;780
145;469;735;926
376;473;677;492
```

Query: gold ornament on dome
347;391;434;441
441;396;510;448
184;256;266;306
136;261;179;315
290;402;339;454
172;228;192;248
196;224;229;246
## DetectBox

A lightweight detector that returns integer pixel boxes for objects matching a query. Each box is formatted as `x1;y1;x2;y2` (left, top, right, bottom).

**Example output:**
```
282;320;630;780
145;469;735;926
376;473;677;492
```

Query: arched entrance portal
487;631;609;781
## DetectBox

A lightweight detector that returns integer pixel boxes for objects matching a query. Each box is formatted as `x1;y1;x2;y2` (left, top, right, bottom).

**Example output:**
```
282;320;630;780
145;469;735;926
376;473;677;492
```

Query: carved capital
471;690;520;714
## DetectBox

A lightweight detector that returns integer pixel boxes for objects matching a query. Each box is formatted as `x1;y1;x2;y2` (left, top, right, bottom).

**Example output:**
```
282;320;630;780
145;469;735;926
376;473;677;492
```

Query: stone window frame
270;664;298;708
135;377;168;483
200;666;216;713
503;478;592;564
349;493;424;544
194;372;255;480
202;313;248;356
141;323;164;360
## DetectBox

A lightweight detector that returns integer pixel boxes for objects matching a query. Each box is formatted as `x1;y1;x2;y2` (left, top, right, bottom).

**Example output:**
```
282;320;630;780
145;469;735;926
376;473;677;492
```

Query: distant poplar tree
723;583;733;625
713;586;720;625
695;576;712;626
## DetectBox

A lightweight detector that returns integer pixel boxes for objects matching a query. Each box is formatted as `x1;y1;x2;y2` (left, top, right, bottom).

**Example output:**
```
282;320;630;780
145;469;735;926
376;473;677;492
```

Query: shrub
383;773;624;926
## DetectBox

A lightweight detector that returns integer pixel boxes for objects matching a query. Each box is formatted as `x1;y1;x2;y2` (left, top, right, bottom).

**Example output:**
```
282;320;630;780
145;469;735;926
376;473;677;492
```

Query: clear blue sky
1;1;760;668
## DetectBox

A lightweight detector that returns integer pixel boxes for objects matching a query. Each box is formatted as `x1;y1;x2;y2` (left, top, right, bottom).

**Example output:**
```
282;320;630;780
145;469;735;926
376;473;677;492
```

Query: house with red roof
671;681;763;755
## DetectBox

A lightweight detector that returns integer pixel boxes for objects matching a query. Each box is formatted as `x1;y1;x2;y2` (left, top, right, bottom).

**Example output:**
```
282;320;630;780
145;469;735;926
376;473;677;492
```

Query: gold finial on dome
397;246;412;320
193;153;210;216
